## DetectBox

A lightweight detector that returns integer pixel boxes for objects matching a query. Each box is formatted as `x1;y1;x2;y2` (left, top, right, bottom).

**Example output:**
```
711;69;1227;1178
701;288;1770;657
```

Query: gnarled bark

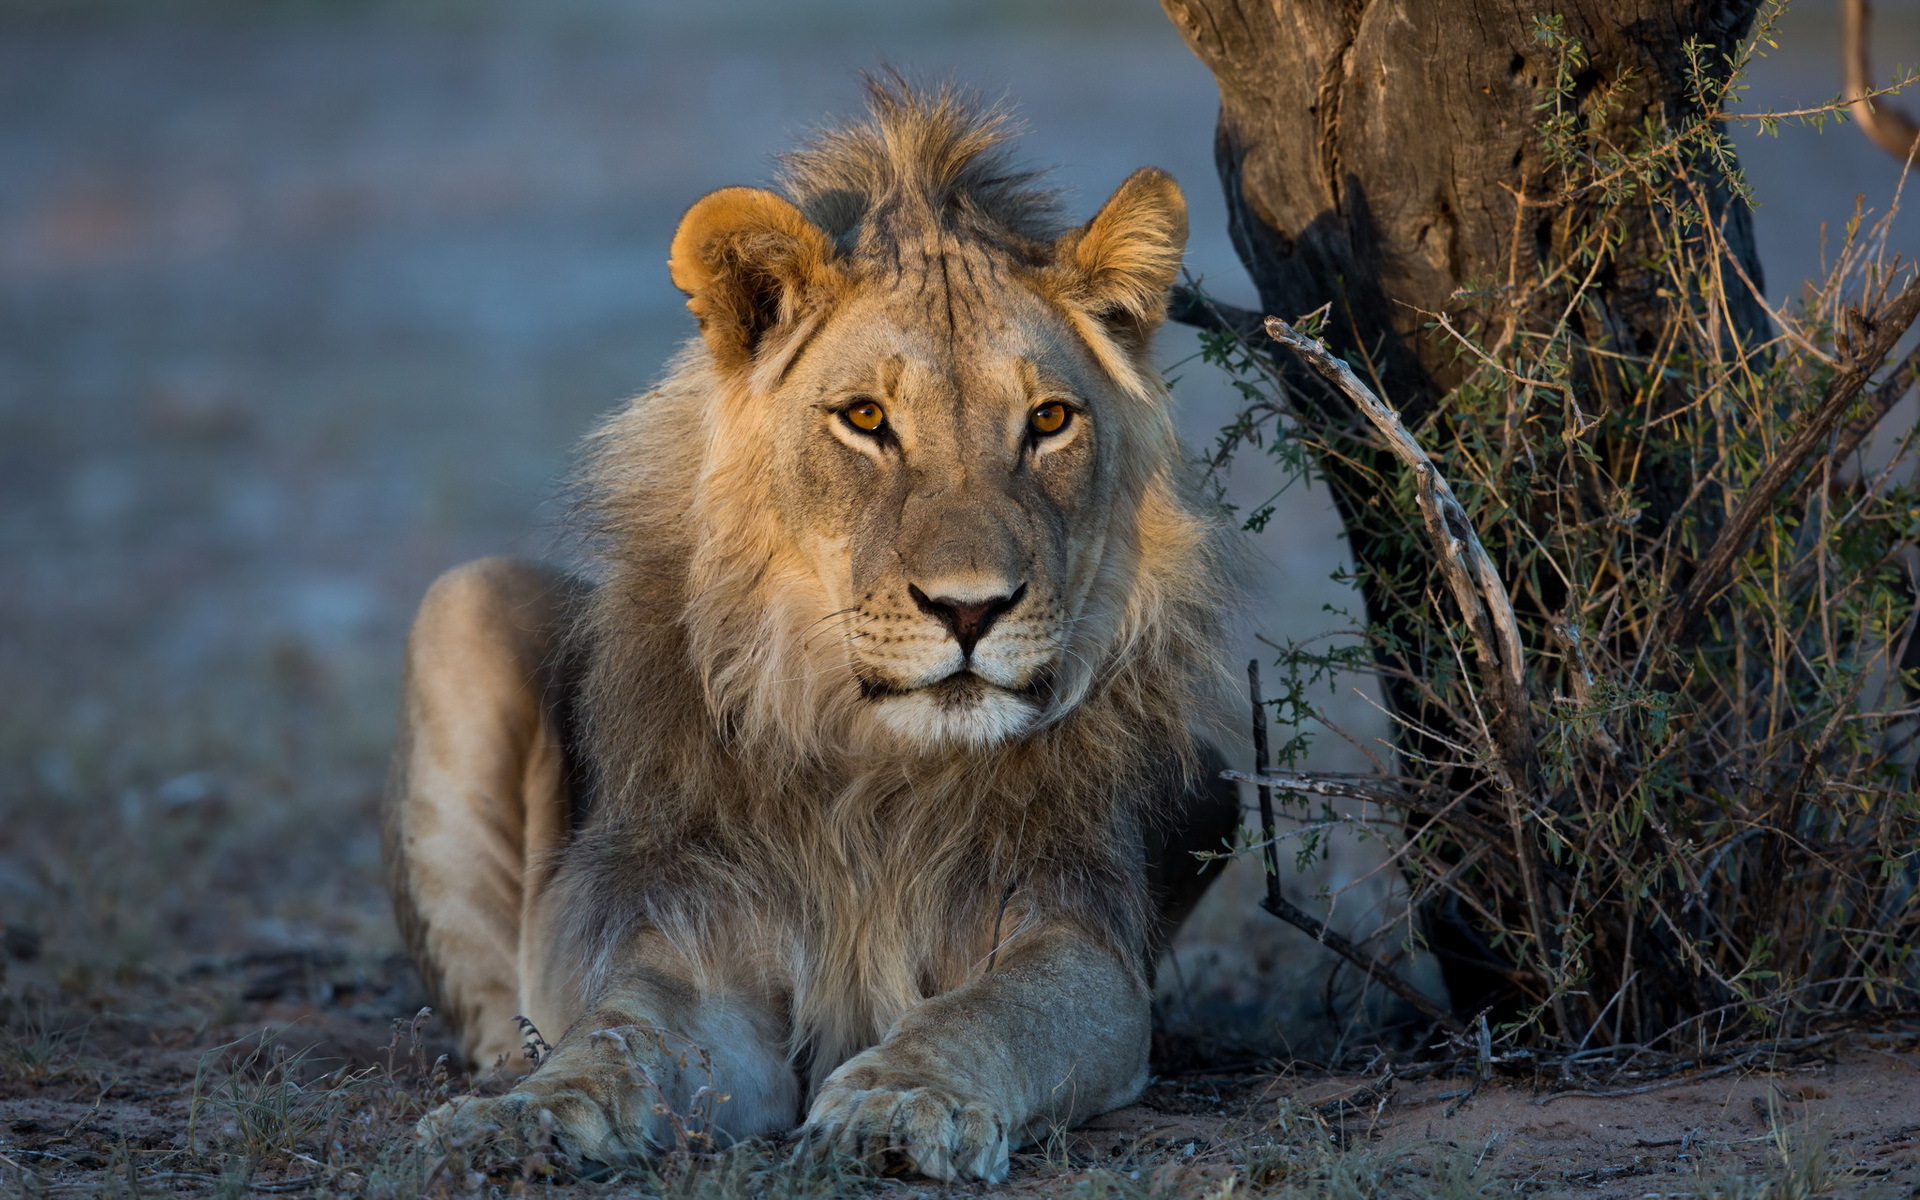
1164;0;1767;405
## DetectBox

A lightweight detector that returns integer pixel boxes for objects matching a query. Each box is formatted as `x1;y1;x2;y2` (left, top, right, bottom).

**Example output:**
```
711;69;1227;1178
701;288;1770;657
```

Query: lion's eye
843;399;887;434
1029;402;1071;437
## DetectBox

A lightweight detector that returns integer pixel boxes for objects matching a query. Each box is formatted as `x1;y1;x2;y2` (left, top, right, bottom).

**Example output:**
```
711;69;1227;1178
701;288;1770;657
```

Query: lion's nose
908;583;1026;657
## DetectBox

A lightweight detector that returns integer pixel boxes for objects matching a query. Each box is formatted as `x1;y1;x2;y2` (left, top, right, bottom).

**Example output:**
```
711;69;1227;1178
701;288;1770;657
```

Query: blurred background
1;0;1914;1055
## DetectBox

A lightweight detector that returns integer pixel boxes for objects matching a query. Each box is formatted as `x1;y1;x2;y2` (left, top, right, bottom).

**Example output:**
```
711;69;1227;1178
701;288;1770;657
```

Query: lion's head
586;82;1222;765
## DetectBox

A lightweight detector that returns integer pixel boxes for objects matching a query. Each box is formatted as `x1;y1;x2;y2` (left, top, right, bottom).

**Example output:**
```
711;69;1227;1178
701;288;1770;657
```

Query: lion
383;80;1241;1182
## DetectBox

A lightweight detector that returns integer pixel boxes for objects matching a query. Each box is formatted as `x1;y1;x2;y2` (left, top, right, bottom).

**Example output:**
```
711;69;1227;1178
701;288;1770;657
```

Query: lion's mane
553;81;1235;1078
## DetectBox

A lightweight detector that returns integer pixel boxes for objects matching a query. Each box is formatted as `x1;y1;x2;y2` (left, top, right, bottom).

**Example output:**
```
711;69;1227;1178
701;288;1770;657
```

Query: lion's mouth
855;665;1057;748
857;667;1051;707
924;672;986;710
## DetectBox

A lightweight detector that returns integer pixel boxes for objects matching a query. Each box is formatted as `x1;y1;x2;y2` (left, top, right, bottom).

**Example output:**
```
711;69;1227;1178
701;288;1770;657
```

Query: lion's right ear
669;187;841;372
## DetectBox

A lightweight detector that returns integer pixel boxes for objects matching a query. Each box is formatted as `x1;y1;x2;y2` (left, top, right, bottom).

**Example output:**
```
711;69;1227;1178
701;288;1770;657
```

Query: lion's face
767;279;1123;748
668;168;1187;753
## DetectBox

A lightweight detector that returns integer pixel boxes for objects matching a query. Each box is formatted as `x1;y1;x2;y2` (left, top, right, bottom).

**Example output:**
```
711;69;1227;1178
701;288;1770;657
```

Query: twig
1272;767;1507;847
1661;272;1920;646
1313;1075;1395;1118
1243;662;1463;1035
1531;1032;1838;1104
1249;662;1283;915
1829;344;1920;470
1844;0;1920;161
1259;884;1466;1036
1169;283;1264;341
1533;1058;1753;1104
1218;769;1409;805
1444;1078;1483;1118
1262;316;1529;741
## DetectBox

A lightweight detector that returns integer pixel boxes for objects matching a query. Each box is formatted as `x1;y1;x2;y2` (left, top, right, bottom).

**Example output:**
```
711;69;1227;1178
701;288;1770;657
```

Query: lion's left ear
1051;167;1188;353
669;187;841;372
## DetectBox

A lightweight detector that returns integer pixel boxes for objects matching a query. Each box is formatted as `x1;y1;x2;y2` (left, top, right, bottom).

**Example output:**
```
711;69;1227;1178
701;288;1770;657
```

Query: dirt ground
6;3;1920;1198
3;949;1916;1197
1080;1051;1920;1198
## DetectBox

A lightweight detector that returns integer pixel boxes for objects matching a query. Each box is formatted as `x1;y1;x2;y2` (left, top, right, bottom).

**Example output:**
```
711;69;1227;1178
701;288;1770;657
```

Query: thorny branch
1262;314;1578;1041
1217;769;1410;807
1661;272;1920;647
1262;316;1531;745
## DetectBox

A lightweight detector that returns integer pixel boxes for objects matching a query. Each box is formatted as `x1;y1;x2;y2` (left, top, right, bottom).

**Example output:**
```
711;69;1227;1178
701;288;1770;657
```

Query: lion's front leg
421;969;797;1167
800;925;1148;1184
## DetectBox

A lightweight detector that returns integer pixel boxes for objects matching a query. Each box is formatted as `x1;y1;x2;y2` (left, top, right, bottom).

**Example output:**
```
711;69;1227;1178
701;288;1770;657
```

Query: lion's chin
867;675;1041;750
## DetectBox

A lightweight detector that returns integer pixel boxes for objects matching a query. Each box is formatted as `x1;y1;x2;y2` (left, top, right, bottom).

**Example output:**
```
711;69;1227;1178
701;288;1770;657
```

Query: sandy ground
4;2;1920;1196
2;954;1915;1196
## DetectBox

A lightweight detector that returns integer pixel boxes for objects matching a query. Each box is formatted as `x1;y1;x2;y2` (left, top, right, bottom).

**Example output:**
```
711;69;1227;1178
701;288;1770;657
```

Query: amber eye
843;399;886;434
1029;401;1071;437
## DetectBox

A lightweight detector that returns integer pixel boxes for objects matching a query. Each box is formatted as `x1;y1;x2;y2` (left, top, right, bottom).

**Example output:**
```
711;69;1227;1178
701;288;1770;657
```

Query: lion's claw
417;1085;642;1167
799;1081;1009;1183
417;1094;554;1154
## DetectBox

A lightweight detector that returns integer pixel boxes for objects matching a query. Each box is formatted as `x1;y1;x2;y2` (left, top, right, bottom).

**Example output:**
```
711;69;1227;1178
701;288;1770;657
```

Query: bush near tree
1168;0;1920;1063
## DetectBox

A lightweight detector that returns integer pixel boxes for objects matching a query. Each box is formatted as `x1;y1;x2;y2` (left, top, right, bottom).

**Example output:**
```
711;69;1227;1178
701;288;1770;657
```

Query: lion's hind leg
384;556;586;1075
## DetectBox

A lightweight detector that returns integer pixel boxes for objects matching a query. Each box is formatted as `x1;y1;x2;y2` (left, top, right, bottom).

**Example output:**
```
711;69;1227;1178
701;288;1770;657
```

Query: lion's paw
415;1081;642;1167
799;1078;1009;1183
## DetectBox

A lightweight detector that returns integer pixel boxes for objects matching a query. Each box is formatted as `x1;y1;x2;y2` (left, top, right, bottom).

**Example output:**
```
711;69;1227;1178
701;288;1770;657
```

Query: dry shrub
1195;2;1920;1058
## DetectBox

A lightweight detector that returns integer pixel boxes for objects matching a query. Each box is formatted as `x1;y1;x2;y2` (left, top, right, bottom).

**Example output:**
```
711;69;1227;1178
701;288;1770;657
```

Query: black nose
908;583;1026;657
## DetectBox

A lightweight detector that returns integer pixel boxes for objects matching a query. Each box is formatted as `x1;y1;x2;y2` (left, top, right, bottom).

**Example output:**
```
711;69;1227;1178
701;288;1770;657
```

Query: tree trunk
1163;0;1766;405
1162;0;1770;1017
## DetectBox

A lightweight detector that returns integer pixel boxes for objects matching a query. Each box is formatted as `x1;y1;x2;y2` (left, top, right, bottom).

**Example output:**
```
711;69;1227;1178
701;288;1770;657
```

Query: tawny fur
390;78;1239;1179
560;83;1229;1080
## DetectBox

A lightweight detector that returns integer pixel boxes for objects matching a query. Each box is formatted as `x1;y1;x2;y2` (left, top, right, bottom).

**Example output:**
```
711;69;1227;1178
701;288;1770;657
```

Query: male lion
385;82;1240;1182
